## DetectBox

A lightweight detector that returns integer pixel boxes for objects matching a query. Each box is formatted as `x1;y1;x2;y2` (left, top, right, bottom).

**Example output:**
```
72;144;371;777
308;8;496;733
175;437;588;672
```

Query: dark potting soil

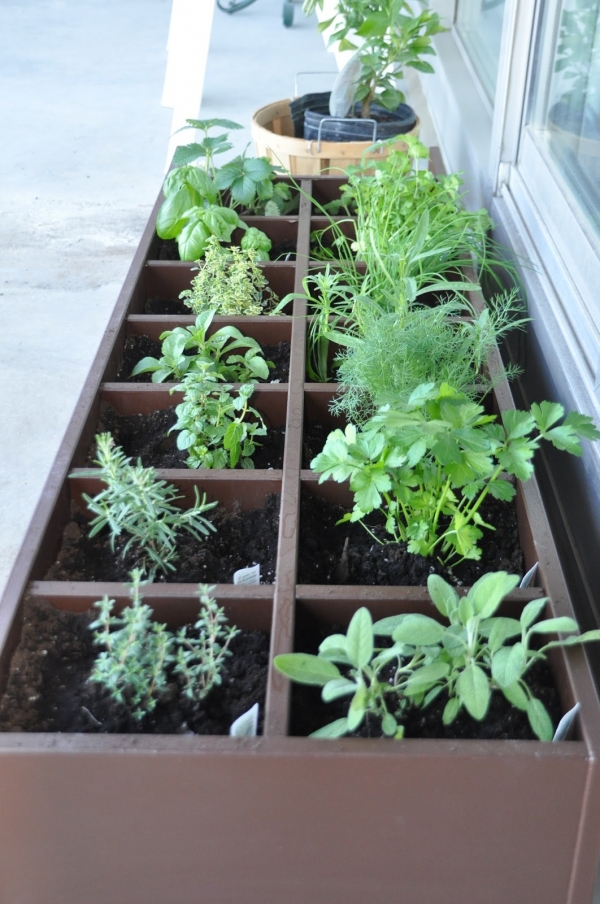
297;488;524;587
145;296;190;315
45;493;280;584
0;596;268;735
92;402;285;470
302;421;337;467
116;334;290;384
289;613;563;741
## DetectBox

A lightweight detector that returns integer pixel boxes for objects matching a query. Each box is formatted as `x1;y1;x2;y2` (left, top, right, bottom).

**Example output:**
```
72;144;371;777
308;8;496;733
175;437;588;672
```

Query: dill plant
332;290;527;423
180;237;279;316
77;433;217;575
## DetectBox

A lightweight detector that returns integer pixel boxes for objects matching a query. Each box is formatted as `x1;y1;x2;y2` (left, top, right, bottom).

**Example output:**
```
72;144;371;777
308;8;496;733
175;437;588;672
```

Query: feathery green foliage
76;433;216;575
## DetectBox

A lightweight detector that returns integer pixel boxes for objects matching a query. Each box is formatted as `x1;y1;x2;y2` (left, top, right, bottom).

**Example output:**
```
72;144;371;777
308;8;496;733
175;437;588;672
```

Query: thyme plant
78;433;217;575
130;308;272;383
90;574;240;720
180;238;279;316
274;571;600;740
311;383;600;565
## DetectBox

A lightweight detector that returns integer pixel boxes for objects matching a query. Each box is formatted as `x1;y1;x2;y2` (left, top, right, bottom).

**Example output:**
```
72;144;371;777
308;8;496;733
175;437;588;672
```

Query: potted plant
251;0;446;173
1;160;600;904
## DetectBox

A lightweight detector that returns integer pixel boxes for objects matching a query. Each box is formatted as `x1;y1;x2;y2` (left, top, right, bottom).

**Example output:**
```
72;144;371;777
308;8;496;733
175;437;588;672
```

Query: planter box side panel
0;746;589;904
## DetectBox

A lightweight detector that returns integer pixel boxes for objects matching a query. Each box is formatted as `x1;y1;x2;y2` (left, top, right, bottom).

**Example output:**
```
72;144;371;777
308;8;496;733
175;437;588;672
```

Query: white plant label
229;703;259;737
553;703;580;741
520;562;539;588
233;564;261;585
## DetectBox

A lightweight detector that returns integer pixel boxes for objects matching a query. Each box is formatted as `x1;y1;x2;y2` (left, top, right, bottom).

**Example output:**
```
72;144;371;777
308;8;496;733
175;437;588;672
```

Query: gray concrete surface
0;0;435;599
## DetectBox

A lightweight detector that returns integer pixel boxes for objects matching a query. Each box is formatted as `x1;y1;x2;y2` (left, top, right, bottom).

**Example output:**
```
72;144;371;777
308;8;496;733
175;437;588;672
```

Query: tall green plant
303;0;446;119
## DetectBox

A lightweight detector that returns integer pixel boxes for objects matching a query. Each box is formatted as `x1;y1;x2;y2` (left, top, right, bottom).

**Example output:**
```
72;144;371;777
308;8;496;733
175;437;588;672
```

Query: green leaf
156;189;193;239
347;682;367;731
562;411;600;441
427;574;459;618
346;607;374;669
273;654;341;686
486;617;522;652
322;677;358;702
502;409;536;440
392;614;445;646
520;597;548;630
531;401;564;432
456;663;490;720
356;12;389;37
468;571;520;618
527;697;554;741
529;616;579;635
185;167;218;203
442;696;460;724
501;681;528;711
318;634;350;663
310;718;349;738
404;661;450;695
491;643;526;688
177;218;211;261
372;615;407;636
381;713;398;736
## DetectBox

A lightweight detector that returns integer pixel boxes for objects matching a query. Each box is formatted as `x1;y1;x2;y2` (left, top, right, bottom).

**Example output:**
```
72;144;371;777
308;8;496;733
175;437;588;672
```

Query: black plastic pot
289;92;331;139
303;94;417;143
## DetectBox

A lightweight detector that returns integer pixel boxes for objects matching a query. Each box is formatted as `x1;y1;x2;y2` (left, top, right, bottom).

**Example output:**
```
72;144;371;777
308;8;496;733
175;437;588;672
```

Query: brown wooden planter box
1;174;599;904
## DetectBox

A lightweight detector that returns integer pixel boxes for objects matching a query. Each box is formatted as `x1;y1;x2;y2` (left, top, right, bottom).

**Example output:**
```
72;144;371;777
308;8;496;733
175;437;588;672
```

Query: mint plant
180;238;279;316
171;370;267;469
76;433;217;575
157;119;289;260
90;575;240;720
311;383;600;565
130;308;272;383
274;571;600;740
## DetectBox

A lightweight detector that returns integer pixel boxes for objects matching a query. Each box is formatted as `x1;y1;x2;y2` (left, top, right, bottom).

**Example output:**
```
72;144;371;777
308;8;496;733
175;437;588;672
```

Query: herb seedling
130;308;272;383
157;119;288;260
311;383;600;565
90;575;240;720
181;238;279;316
171;370;267;469
76;433;217;575
274;571;600;740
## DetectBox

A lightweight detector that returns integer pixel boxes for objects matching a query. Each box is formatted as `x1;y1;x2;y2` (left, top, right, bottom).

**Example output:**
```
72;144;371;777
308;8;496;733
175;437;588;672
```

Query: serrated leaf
456;663;490;720
563;411;600;441
273;654;340;686
346;608;374;669
531;401;564;432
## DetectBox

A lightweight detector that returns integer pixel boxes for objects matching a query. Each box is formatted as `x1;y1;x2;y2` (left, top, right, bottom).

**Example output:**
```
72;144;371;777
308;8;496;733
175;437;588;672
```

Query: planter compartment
125;261;297;317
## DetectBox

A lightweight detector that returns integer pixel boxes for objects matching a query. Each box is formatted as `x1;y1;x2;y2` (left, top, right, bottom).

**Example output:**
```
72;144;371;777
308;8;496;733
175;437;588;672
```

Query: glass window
455;0;507;102
529;0;600;235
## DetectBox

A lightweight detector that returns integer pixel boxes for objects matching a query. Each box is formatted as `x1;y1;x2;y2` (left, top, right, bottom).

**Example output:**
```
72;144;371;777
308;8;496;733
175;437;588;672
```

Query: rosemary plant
77;433;217;575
